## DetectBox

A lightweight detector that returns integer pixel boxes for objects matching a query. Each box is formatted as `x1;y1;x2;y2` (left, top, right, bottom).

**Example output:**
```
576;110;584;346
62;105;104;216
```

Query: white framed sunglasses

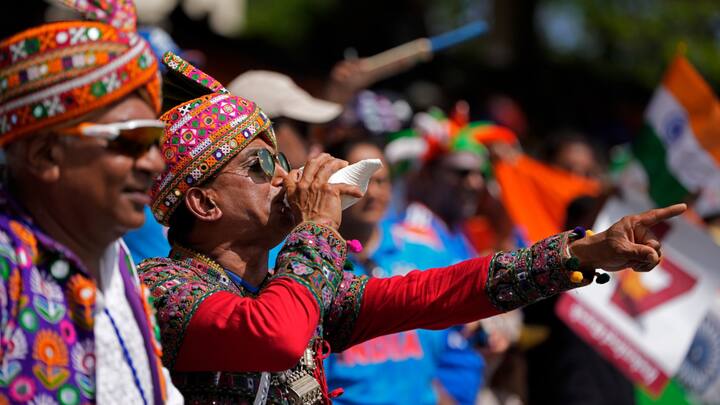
59;119;165;157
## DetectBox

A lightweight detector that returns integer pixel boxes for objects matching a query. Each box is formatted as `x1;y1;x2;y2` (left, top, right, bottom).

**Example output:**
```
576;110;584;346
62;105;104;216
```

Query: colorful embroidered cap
0;0;161;146
151;52;276;226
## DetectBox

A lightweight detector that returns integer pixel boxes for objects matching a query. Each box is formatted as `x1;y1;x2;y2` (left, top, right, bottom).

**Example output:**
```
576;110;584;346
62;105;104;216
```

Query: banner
556;197;720;397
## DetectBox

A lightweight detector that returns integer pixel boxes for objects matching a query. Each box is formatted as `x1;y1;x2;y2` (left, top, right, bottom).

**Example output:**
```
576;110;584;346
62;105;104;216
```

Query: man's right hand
282;153;363;230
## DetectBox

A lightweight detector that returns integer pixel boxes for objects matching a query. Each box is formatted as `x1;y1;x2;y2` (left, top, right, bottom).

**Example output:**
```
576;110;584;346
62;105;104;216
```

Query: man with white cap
228;70;343;168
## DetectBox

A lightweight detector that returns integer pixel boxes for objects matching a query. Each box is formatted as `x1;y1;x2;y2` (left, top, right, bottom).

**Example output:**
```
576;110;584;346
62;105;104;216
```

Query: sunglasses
59;119;165;158
218;149;291;180
251;149;291;178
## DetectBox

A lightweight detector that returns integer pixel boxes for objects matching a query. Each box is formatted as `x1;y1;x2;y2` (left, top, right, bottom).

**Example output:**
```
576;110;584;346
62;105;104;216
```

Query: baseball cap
227;70;342;123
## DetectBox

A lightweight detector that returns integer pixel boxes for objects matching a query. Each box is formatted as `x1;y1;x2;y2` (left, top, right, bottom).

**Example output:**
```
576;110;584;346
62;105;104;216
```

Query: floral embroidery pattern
139;221;350;403
70;339;95;399
323;272;368;352
0;191;164;402
30;268;66;324
485;231;588;311
65;275;95;331
275;222;347;315
31;330;70;390
138;257;229;369
8;222;37;263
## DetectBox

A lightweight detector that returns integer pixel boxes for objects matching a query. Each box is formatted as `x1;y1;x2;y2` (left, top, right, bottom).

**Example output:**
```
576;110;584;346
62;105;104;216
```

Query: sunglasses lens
277;152;291;173
108;126;163;157
257;149;275;178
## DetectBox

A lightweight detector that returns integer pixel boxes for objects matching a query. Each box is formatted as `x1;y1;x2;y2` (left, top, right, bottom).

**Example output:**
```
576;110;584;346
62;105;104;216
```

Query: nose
135;145;166;178
270;160;288;187
273;156;289;179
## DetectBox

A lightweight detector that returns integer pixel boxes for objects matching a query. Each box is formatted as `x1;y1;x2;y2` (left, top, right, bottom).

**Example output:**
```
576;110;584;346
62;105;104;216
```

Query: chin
114;207;147;231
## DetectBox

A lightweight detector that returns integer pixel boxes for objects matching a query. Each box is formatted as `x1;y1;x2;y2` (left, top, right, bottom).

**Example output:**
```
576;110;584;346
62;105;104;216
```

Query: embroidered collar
169;244;267;296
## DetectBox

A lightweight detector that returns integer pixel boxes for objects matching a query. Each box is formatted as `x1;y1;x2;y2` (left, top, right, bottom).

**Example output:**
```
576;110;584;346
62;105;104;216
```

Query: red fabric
174;255;498;371
348;256;498;346
174;277;320;372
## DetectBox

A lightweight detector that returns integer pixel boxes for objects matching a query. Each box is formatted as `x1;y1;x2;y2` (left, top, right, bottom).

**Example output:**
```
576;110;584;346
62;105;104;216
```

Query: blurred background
7;1;720;404
6;0;720;152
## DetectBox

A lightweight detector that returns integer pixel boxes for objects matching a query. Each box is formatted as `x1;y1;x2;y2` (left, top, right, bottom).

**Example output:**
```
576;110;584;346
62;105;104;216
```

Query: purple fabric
118;245;164;404
0;187;164;403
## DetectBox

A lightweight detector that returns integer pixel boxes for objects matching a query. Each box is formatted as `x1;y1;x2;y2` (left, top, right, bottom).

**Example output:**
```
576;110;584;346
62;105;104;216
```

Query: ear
185;187;223;222
7;134;63;183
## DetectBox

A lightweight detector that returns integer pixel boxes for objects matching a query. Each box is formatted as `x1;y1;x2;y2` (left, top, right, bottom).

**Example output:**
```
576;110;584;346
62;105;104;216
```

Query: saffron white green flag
633;55;720;207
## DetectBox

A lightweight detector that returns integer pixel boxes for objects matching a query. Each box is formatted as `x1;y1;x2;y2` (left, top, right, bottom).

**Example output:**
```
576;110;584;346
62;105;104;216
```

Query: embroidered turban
151;52;276;226
0;0;161;146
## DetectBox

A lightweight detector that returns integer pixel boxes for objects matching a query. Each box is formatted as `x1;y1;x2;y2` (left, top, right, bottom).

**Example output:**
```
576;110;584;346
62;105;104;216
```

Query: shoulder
137;257;207;290
138;257;224;306
138;257;224;370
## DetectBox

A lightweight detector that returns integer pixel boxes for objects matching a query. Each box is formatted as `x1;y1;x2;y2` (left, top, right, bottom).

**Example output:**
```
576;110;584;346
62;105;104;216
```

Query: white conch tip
328;159;383;209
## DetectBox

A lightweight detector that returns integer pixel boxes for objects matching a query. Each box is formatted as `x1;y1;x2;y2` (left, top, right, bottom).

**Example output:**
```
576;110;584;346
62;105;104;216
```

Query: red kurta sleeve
348;256;497;346
174;278;319;372
325;230;591;351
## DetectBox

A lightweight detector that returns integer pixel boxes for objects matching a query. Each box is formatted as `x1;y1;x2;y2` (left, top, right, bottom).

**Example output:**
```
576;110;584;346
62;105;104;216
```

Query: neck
202;241;270;288
340;220;381;260
20;193;113;281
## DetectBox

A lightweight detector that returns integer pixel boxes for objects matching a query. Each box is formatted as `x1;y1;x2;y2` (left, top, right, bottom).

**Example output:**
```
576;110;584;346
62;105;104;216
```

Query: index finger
300;153;332;184
637;203;687;226
314;158;349;185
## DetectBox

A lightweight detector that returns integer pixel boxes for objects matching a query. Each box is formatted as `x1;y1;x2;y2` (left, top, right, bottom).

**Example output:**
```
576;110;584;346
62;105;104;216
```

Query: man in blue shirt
327;218;451;405
385;123;493;404
323;140;484;405
389;202;484;405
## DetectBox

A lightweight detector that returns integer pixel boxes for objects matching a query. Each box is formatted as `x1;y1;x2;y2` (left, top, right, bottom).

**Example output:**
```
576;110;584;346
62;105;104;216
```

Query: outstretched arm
325;204;687;351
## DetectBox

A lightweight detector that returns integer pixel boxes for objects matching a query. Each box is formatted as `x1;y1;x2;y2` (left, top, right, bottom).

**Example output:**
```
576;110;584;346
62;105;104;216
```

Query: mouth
123;187;152;206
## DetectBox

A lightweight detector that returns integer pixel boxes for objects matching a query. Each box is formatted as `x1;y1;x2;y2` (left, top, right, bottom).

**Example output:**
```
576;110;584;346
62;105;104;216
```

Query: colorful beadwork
162;52;226;94
485;231;592;312
138;221;346;369
138;246;241;369
54;0;140;33
323;272;368;352
150;52;277;226
139;220;351;403
0;0;160;145
275;222;348;316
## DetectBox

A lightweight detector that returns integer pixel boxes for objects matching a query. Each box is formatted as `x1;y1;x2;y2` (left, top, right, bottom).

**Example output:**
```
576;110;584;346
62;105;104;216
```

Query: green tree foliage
538;0;720;87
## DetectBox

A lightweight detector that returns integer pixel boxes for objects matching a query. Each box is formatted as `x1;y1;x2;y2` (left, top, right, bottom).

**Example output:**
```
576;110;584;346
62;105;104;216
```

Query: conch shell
284;159;383;210
328;158;383;209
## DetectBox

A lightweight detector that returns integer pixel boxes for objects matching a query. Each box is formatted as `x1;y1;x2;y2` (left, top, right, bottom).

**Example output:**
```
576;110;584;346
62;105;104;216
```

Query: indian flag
633;55;720;207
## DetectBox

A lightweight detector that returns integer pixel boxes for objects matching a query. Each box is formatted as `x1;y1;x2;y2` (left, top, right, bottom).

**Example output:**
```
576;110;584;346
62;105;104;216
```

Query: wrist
307;217;340;231
305;216;339;230
568;234;600;271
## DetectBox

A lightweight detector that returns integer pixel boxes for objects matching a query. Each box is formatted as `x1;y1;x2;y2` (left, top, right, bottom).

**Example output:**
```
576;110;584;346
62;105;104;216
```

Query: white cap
227;70;343;123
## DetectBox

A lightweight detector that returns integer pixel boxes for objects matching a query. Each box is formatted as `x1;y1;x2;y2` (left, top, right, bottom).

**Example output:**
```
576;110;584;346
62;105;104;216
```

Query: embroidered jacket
140;221;589;404
0;194;175;404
